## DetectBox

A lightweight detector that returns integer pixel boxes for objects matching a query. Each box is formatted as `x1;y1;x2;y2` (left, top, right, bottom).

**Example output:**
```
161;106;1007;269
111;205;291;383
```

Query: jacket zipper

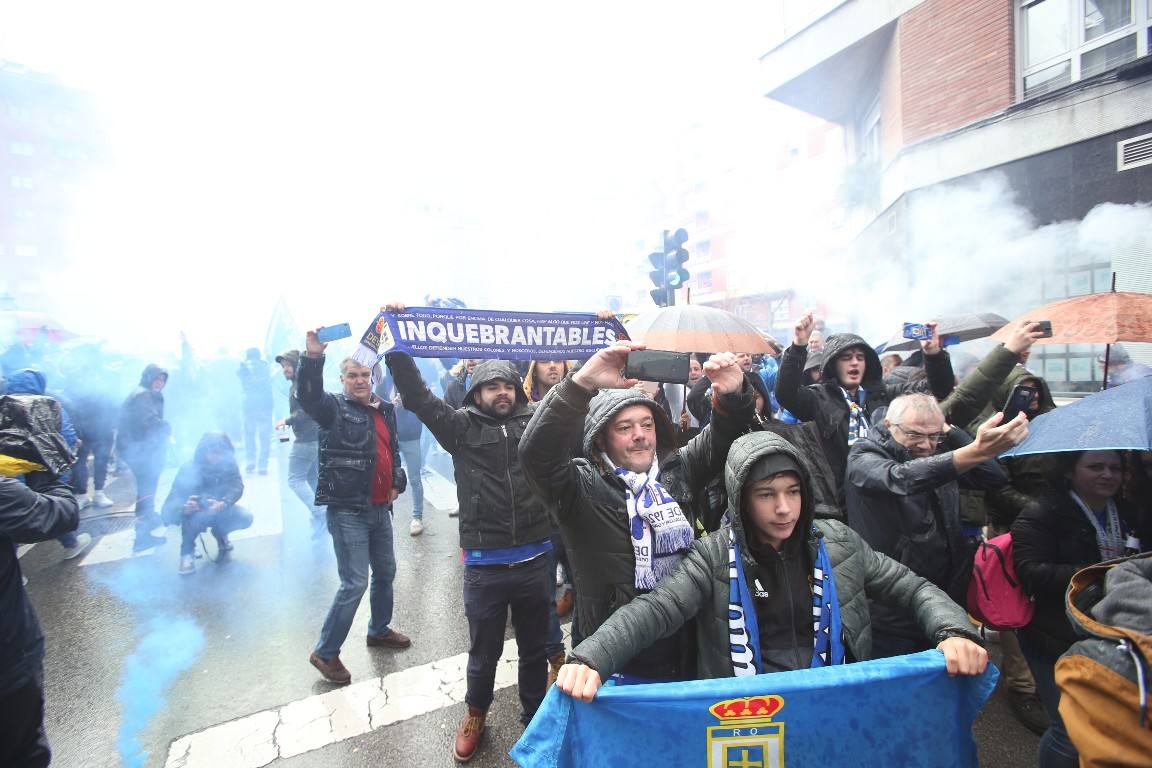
502;424;517;543
777;549;803;670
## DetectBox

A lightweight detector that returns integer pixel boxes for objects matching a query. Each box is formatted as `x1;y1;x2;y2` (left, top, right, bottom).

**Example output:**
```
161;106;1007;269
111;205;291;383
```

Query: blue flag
512;651;997;768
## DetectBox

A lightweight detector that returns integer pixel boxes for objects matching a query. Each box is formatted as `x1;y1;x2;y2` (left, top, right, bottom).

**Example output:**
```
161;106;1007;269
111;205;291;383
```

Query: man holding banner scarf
555;430;987;701
519;341;755;683
383;328;553;764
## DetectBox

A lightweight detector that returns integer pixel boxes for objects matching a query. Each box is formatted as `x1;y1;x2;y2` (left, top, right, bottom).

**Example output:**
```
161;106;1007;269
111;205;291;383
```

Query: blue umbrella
1000;377;1152;457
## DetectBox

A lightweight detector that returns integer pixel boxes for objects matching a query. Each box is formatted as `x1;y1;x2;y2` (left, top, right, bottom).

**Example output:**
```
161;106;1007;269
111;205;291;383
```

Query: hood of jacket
819;333;883;388
275;349;301;370
523;360;570;402
138;364;169;389
193;431;236;465
1066;554;1152;656
723;431;817;562
883;364;931;396
970;364;1055;431
582;388;677;461
462;359;529;407
5;369;47;396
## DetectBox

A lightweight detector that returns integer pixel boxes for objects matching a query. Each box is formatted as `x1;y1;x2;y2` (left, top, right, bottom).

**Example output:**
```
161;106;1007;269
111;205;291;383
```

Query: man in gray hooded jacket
556;431;987;700
519;342;754;684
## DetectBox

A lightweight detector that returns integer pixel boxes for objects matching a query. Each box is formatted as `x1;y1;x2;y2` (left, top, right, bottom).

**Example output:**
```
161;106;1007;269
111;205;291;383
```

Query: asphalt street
21;447;1040;767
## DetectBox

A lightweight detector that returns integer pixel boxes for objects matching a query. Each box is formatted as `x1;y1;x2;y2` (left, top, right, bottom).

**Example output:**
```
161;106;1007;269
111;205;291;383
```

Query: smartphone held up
624;350;692;384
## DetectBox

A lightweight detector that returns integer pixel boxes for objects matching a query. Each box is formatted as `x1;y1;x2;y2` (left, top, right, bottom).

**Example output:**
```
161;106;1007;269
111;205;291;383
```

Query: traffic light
646;228;690;306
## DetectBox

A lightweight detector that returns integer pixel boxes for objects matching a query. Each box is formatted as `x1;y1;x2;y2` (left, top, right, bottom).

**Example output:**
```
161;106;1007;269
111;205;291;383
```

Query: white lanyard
1069;491;1123;556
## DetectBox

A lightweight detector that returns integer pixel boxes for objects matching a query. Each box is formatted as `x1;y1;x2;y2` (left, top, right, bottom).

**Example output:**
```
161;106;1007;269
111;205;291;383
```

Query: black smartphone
625;350;692;384
1036;320;1053;338
317;323;353;343
1001;384;1037;422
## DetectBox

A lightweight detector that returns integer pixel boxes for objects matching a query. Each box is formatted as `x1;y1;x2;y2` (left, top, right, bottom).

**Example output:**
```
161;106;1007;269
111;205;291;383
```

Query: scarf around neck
840;387;869;446
603;452;694;590
728;526;845;676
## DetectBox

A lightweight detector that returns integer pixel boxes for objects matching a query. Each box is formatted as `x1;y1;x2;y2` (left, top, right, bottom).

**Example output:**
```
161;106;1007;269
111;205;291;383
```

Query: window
1019;0;1152;99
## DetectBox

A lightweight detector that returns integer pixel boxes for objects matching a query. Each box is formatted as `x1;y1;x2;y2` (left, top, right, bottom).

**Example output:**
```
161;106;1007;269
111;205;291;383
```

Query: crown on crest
708;695;784;721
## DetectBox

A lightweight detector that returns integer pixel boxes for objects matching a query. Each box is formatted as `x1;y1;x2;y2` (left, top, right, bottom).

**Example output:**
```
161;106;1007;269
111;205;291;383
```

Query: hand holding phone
902;323;932;341
1001;384;1037;423
624;350;692;384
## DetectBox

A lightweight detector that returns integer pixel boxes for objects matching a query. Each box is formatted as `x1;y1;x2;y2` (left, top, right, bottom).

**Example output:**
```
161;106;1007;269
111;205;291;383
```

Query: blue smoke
116;615;205;768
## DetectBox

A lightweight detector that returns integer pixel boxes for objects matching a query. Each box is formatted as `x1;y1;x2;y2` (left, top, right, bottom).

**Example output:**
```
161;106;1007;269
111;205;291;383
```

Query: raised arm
384;350;470;455
775;313;820;421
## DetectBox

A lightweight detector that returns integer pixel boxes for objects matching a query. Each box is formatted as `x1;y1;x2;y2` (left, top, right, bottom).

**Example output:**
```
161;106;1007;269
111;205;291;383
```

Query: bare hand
919;321;941;356
1003;320;1046;356
571;342;645;393
704;352;744;396
183;498;200;515
275;419;287;430
206;500;226;514
595;309;615;321
305;329;327;359
388;489;400;503
381;302;407;313
556;663;602;703
793;312;815;348
937;637;988;676
973;411;1029;459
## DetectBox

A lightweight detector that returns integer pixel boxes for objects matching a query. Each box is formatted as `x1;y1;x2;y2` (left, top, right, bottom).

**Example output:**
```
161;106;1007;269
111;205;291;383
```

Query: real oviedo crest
706;695;785;768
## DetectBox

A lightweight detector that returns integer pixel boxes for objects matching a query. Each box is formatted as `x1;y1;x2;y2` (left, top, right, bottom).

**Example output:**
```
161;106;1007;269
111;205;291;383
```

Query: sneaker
409;519;424;536
556;588;574;618
546;651;566;688
178;554;195;575
61;532;93;560
77;494;92;509
133;532;167;552
245;463;255;475
1007;689;1049;736
214;533;234;552
453;706;487;762
366;629;412;648
93;490;115;508
309;651;351;684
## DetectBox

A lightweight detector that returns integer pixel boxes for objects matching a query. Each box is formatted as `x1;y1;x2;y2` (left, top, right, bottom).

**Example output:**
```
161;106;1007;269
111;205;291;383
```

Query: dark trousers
463;555;551;722
180;504;254;556
71;434;112;493
126;453;163;528
0;679;51;768
243;410;271;471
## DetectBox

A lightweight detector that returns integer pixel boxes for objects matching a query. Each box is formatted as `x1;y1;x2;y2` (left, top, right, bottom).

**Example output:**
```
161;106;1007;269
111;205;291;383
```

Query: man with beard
523;359;568;403
383;306;552;763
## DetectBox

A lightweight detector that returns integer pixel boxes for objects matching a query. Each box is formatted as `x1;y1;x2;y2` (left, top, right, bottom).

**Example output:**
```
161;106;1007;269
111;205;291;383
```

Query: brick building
759;0;1152;389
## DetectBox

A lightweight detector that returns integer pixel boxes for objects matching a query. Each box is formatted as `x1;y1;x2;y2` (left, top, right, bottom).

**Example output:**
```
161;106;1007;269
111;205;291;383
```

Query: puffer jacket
387;353;549;550
1013;492;1137;660
845;425;1004;640
520;375;754;680
1056;555;1152;767
117;364;170;461
296;355;406;511
775;334;955;500
570;431;980;680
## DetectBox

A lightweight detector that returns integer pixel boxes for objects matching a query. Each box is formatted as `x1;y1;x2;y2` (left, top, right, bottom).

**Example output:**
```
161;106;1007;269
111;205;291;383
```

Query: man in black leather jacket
297;331;409;687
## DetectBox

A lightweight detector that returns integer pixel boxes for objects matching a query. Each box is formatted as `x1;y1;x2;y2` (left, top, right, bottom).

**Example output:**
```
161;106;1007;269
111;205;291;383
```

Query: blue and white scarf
841;387;869;446
604;453;694;590
729;526;845;676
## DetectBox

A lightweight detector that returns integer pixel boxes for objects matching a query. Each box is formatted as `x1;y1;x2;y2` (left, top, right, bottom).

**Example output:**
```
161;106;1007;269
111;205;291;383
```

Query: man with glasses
845;393;1028;658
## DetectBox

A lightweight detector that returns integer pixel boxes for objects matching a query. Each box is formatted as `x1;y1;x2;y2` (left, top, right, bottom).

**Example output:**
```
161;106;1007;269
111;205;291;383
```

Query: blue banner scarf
512;651;998;768
727;528;844;676
352;308;628;367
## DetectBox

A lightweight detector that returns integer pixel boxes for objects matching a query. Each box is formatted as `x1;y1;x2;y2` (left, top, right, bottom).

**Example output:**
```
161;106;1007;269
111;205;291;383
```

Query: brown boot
309;651;351;685
453;705;486;762
555;589;574;617
546;651;566;688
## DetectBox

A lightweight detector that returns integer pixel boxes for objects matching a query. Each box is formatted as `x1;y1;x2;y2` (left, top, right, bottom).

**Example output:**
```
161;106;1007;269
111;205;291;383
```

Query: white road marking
17;544;35;559
164;628;565;768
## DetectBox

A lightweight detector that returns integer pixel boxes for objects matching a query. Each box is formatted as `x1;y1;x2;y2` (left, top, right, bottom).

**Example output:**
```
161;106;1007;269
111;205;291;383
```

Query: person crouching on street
556;430;987;701
160;432;253;575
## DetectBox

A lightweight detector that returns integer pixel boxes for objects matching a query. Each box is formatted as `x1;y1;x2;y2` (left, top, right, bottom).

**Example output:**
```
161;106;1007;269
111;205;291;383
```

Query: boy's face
744;471;803;551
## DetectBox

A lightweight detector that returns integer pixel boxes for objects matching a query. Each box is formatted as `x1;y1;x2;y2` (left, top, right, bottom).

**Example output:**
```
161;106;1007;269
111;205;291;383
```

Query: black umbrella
878;313;1009;353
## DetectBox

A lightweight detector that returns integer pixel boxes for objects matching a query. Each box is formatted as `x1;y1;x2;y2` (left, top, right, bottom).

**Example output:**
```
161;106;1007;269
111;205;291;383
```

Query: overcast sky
1;1;818;351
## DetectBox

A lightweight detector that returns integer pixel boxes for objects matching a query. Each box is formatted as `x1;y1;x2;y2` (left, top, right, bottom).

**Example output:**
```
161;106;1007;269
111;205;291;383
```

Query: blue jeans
398;439;423;520
286;440;322;518
179;504;254;556
1019;635;1079;768
315;505;397;660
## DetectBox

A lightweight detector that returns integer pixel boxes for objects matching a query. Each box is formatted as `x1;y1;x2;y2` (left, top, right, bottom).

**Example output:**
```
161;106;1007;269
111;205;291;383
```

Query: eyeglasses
892;424;948;444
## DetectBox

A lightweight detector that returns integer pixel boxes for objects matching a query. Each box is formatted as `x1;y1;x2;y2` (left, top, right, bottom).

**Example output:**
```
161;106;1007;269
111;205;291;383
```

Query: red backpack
967;532;1035;630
